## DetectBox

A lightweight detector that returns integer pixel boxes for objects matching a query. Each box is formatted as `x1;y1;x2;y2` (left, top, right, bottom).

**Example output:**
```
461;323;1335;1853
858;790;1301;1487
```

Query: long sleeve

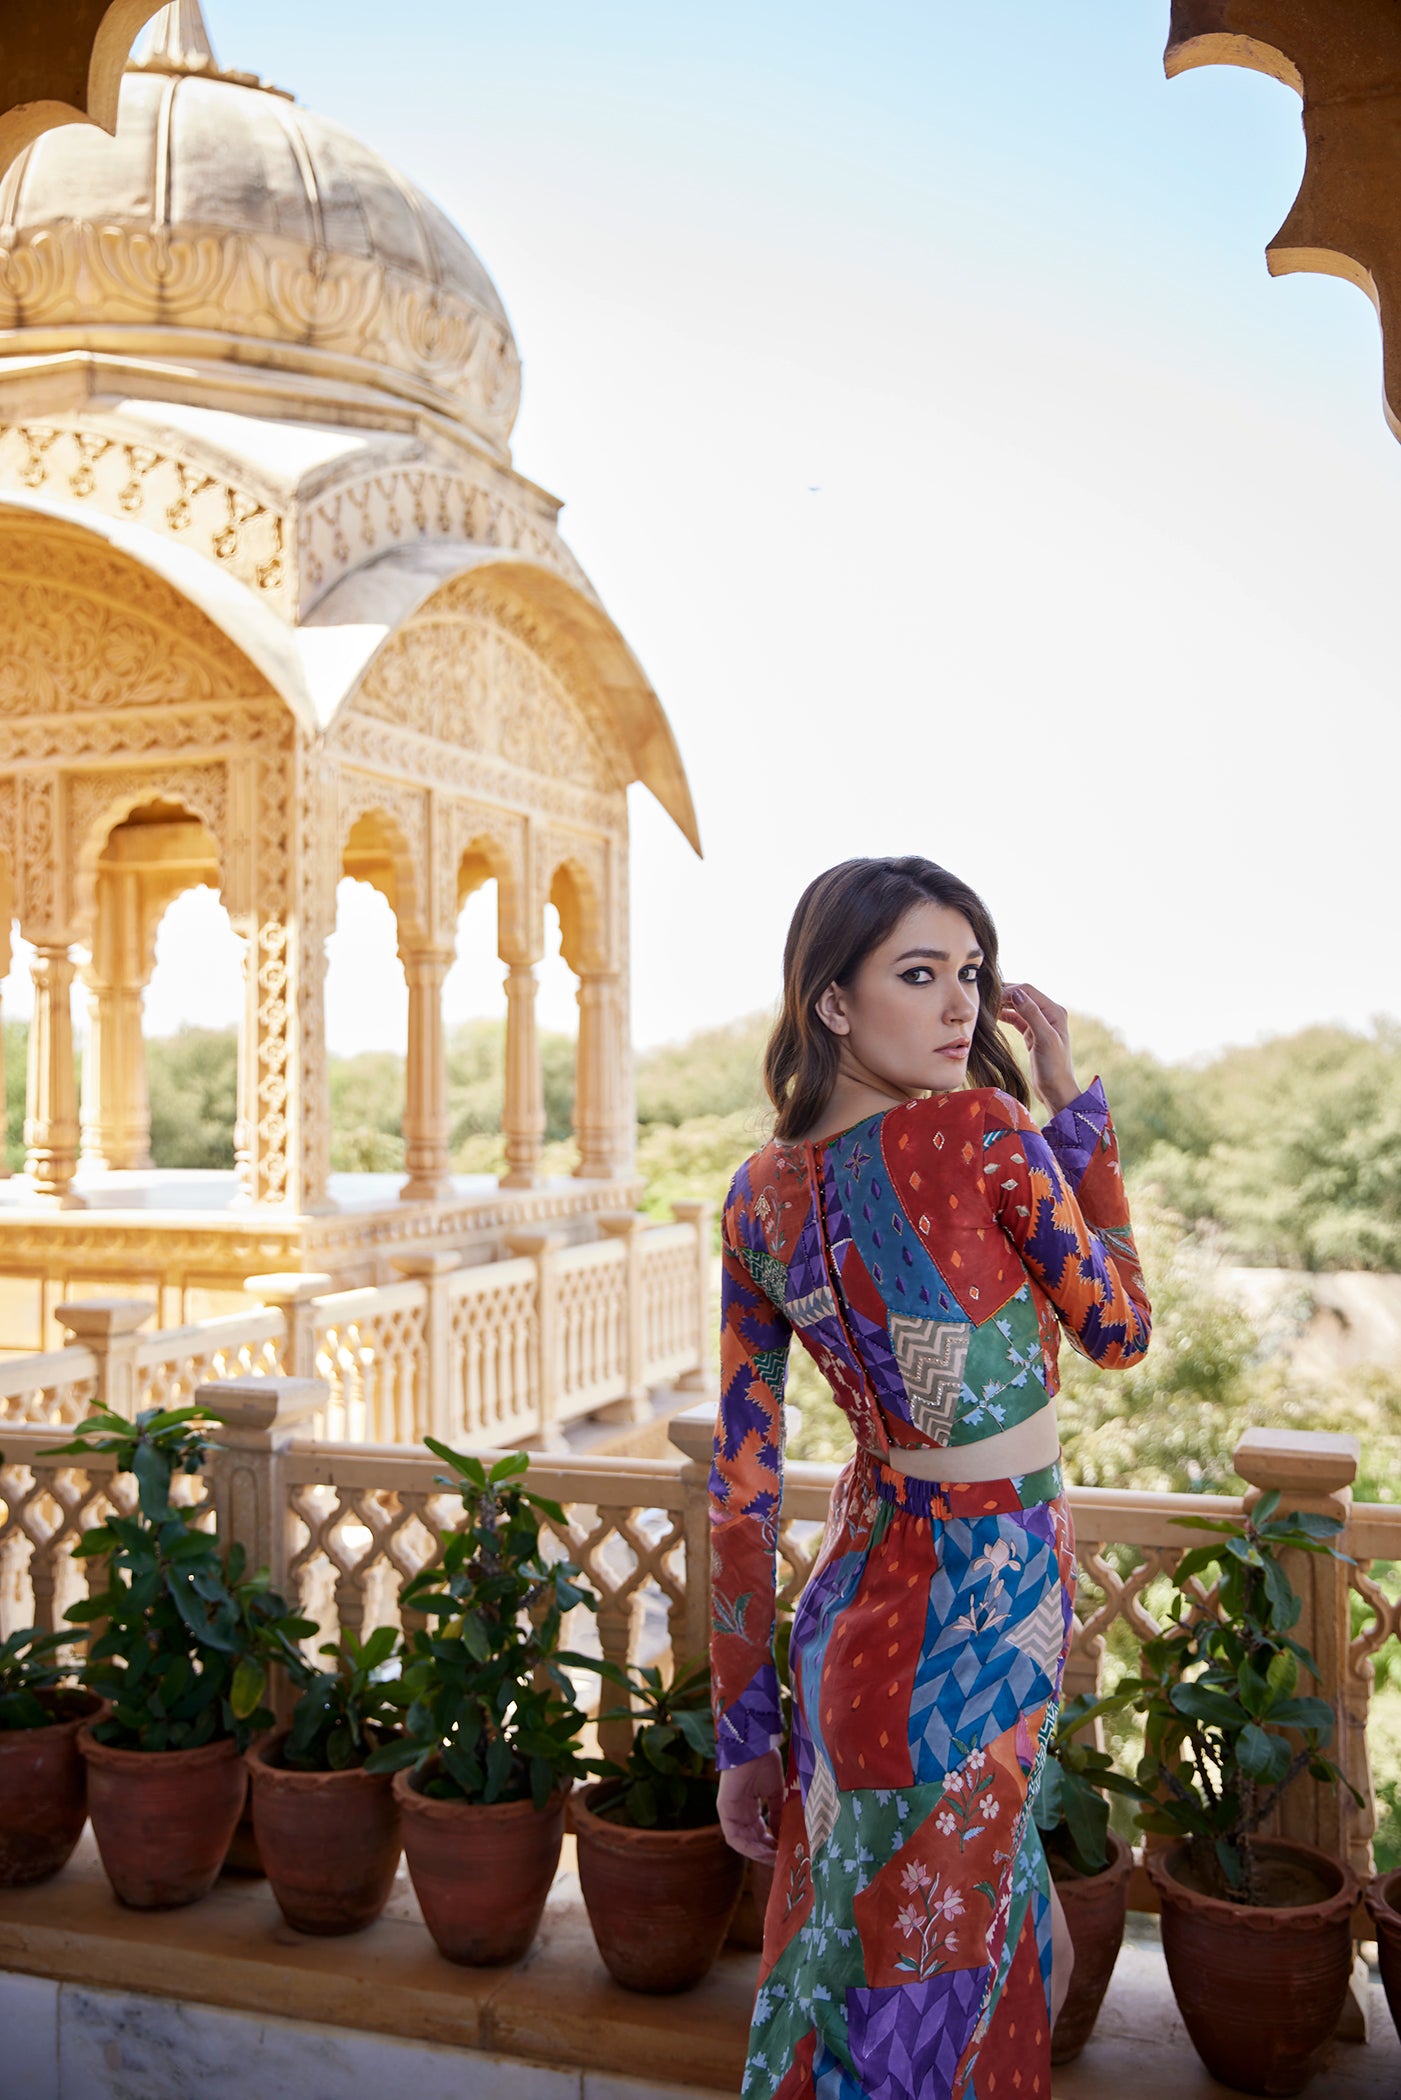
709;1217;792;1770
983;1077;1151;1370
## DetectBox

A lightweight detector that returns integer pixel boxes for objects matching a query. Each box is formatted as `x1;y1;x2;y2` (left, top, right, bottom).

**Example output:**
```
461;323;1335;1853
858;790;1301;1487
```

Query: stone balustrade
1;1386;1397;1910
0;1201;711;1450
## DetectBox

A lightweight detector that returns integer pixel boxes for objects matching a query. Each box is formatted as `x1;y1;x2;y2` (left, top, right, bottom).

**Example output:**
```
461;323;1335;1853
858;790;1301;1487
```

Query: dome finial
136;1;217;74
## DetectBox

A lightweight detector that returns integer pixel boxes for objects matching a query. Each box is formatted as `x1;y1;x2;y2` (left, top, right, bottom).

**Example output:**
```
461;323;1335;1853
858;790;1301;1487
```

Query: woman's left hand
999;983;1080;1116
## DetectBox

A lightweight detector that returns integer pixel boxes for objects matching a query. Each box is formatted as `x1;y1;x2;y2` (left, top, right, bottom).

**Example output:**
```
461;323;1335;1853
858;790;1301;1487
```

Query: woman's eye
901;967;933;985
959;966;980;984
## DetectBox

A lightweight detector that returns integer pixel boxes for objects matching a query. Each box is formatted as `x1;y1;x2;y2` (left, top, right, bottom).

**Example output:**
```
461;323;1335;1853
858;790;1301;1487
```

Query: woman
711;856;1151;2100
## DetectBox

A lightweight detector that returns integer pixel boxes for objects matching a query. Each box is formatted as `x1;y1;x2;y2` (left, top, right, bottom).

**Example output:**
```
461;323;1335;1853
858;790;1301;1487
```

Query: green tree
635;1013;772;1126
146;1027;237;1170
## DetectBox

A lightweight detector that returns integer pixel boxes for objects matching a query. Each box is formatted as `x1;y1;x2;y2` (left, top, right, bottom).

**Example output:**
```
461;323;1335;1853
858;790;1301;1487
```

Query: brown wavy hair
763;856;1029;1141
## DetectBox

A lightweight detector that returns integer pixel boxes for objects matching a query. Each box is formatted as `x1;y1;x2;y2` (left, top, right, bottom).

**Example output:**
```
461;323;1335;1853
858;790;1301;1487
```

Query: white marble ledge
0;1973;733;2100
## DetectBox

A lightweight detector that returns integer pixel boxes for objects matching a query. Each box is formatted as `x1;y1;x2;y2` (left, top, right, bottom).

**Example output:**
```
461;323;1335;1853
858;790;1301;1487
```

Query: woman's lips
936;1041;971;1059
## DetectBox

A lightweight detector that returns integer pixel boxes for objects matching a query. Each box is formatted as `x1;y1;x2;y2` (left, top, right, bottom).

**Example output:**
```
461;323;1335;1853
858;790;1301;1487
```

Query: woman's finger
1019;983;1069;1035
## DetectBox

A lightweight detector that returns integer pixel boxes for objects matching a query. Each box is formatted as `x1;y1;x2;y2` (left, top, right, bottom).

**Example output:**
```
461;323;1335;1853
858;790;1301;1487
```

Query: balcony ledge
0;1834;1397;2098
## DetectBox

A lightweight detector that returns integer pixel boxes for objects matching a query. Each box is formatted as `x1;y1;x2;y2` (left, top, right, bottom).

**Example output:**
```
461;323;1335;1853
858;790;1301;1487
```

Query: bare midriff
886;1403;1062;1483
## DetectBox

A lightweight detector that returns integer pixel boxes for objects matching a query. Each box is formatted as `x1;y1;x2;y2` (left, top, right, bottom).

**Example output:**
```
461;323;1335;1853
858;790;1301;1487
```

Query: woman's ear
815;982;850;1037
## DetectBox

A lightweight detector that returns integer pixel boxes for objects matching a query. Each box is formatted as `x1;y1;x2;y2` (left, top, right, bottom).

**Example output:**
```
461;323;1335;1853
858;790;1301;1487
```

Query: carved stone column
501;960;544;1188
400;943;455;1204
574;968;629;1179
80;866;153;1171
24;944;84;1206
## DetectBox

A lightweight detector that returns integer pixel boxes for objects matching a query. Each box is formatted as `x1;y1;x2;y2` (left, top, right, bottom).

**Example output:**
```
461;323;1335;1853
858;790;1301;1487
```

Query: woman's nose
948;981;977;1023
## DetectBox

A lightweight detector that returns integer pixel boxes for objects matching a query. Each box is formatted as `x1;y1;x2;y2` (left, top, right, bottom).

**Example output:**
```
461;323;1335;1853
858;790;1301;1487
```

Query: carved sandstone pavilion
0;0;701;1348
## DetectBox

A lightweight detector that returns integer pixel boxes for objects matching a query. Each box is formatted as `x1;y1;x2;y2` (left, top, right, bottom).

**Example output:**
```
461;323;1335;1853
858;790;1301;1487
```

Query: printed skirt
745;1452;1076;2100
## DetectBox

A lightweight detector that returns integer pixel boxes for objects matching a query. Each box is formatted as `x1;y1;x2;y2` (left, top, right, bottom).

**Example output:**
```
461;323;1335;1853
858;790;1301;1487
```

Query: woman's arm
984;1084;1152;1368
710;1215;792;1769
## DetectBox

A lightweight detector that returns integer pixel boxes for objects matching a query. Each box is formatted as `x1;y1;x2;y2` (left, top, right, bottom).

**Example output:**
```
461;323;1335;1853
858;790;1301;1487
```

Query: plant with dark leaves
1033;1688;1151;1877
366;1443;600;1807
44;1404;314;1753
0;1624;90;1731
591;1655;717;1829
281;1626;409;1771
1132;1490;1361;1902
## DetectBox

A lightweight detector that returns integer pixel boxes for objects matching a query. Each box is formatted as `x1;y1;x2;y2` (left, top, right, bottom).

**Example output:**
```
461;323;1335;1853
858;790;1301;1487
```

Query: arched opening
324;874;407;1181
76;799;231;1182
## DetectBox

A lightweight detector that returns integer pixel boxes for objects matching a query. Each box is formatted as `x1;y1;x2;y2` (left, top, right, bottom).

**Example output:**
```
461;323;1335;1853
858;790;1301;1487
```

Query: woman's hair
763;856;1030;1140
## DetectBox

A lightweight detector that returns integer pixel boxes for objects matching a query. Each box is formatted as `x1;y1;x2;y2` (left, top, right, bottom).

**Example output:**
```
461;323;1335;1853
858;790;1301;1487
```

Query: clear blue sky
63;4;1401;1060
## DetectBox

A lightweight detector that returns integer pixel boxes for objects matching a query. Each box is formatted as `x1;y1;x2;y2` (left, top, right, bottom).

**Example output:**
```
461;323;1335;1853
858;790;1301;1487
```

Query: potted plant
366;1443;600;1965
46;1403;313;1911
1033;1686;1149;2064
0;1622;101;1885
573;1653;742;1993
1133;1490;1363;2097
1364;1869;1401;2041
246;1625;410;1935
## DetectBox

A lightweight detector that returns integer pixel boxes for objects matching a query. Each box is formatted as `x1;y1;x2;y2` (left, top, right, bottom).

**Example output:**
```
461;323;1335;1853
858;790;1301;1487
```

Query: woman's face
816;900;982;1097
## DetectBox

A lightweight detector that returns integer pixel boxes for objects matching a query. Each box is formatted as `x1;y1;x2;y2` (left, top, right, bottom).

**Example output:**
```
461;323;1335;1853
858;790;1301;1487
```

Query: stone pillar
668;1404;717;1672
392;1249;462;1443
574;968;629;1179
501;959;544;1188
80;864;153;1172
400;944;455;1204
24;944;83;1206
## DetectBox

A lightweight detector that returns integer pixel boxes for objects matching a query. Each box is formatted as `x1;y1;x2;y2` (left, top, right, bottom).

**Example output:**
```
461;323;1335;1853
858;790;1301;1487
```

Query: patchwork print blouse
710;1078;1151;1768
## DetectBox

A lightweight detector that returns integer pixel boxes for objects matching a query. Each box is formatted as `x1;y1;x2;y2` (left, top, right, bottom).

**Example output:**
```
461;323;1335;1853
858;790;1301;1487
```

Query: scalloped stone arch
337;797;427;952
1167;0;1401;442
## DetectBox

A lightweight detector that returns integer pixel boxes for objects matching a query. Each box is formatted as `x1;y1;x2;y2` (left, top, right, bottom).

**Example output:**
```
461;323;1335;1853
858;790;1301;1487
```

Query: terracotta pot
247;1732;402;1935
1146;1837;1360;2097
726;1853;776;1952
0;1690;101;1887
1363;1867;1401;2041
393;1768;565;1965
78;1724;246;1910
1049;1828;1133;2064
572;1780;744;1993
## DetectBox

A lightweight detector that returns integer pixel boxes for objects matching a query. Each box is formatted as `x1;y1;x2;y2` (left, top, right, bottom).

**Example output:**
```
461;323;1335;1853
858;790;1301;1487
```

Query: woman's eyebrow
893;947;984;964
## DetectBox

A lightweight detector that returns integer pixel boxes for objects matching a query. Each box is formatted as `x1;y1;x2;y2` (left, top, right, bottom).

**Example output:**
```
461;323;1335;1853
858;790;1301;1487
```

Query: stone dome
0;2;521;456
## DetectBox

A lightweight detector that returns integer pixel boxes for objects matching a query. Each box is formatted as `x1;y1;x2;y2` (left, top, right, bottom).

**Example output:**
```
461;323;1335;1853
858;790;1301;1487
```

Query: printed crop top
708;1078;1152;1768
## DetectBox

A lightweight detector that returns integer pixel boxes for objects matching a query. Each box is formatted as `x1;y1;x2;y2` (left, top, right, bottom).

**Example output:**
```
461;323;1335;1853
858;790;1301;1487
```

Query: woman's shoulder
723;1131;810;1254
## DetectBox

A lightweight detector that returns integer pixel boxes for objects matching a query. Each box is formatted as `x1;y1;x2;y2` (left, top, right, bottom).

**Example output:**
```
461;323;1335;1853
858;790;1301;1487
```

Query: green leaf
489;1452;530;1483
1268;1696;1336;1737
1236;1723;1289;1783
228;1655;265;1721
1251;1490;1281;1526
1169;1682;1244;1730
1266;1648;1299;1703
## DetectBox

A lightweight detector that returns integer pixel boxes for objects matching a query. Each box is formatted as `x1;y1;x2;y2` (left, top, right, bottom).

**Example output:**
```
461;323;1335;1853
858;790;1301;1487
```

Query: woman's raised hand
717;1749;785;1862
999;983;1080;1117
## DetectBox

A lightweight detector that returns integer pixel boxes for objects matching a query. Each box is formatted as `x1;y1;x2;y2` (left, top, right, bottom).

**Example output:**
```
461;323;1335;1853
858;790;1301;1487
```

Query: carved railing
0;1203;711;1451
0;1390;1394;1900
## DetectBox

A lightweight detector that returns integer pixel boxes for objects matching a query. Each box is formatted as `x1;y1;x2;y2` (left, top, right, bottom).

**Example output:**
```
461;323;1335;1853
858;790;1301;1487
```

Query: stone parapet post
56;1298;156;1415
668;1402;716;1672
244;1272;334;1380
198;1375;327;1723
505;1228;563;1448
595;1212;648;1426
669;1198;714;1392
1233;1425;1370;2041
1233;1427;1365;1870
391;1249;462;1444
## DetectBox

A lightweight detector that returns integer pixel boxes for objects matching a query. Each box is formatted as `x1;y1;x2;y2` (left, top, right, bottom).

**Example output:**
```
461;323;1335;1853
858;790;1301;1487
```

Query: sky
10;1;1401;1063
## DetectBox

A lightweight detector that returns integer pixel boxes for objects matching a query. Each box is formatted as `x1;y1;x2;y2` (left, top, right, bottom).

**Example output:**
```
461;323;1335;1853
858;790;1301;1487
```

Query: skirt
744;1451;1076;2100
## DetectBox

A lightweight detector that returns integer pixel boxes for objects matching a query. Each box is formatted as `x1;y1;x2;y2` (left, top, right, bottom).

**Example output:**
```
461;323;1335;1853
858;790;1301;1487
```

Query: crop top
709;1078;1151;1767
